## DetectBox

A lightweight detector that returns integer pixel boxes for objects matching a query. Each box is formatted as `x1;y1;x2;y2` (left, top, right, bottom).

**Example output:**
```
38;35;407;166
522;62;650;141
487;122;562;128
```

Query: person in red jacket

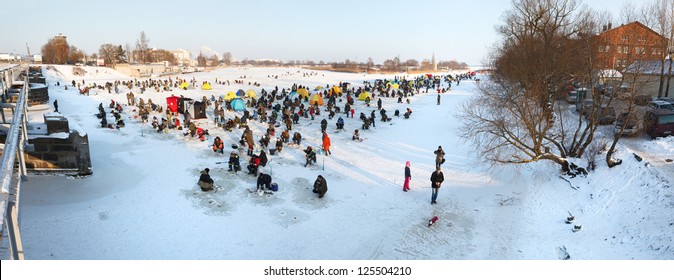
247;155;261;175
430;167;444;205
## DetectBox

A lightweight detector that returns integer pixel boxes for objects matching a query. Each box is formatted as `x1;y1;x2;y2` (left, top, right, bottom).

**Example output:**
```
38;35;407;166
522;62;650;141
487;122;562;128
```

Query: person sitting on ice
198;168;214;192
336;116;345;130
247;154;261;175
259;134;270;148
275;138;283;153
212;136;224;154
228;152;241;173
151;116;159;129
195;127;208;141
304;146;317;167
171;117;181;130
259;150;268;167
352;129;360;141
312;175;328;198
292;132;302;146
281;129;290;143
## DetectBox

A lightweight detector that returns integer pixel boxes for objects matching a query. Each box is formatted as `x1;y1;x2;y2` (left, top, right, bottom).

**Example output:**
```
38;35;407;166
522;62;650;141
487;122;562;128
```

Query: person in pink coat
403;161;411;192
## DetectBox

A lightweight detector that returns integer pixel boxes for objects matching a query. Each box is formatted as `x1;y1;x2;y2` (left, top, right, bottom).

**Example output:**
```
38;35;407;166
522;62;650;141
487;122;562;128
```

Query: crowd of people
77;69;476;206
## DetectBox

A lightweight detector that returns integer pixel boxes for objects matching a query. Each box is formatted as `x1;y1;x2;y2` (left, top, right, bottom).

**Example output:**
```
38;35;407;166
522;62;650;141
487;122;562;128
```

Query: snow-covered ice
8;65;673;260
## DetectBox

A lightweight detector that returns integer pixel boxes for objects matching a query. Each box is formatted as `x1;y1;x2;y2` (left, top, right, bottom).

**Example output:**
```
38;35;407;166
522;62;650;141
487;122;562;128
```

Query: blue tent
289;91;298;99
231;98;246;112
236;89;245;96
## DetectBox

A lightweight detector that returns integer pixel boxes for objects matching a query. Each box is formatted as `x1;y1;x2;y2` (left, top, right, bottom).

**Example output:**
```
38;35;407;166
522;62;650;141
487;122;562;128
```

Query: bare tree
222;52;232;66
41;36;70;64
196;52;207;67
135;31;150;63
620;2;638;23
459;0;609;174
366;57;375;68
99;43;126;67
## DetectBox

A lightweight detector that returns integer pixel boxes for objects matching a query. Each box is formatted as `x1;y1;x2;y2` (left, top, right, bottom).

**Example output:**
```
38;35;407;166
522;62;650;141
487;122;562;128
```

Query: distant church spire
432;52;437;71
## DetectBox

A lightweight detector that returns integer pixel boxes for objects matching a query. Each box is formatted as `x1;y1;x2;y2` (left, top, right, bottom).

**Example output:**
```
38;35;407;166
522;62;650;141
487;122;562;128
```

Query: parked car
614;112;638;136
647;100;674;111
582;102;616;125
655;97;674;107
635;95;652;106
597;105;616;125
567;90;578;104
643;109;674;139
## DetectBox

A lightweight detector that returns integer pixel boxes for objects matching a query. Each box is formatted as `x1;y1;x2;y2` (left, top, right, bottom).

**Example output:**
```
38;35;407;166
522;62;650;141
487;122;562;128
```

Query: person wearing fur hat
198;168;214;192
312;175;328;198
403;161;412;192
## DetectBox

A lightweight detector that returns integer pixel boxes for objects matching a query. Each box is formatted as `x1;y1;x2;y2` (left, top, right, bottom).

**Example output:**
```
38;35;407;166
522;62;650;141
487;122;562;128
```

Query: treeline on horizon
37;31;469;71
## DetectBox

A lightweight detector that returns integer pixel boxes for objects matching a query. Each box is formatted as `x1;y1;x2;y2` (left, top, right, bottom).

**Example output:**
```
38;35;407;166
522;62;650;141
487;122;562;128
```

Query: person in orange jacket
212;136;224;154
322;132;331;156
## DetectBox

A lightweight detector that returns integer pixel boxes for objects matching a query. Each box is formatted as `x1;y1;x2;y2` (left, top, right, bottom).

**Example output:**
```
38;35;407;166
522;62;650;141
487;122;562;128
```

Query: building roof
623;60;673;75
598;21;666;41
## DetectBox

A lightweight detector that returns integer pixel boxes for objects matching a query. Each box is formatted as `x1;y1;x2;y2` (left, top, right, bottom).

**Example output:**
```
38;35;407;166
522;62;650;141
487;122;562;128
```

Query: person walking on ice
430;167;444;205
403;161;411;192
434;146;445;169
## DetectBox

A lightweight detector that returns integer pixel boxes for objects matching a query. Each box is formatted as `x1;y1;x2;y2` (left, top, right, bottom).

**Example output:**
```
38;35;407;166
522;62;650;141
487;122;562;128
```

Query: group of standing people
402;146;446;205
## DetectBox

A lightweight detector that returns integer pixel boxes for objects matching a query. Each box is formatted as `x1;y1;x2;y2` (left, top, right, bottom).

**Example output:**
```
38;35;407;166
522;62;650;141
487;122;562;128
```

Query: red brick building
595;21;668;70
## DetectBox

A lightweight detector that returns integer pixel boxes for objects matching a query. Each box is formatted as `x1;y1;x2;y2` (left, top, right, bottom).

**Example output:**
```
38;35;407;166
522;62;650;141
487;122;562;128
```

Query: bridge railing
0;65;28;260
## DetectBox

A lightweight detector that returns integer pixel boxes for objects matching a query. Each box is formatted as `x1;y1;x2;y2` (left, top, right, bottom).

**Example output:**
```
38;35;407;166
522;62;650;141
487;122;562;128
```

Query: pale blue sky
1;0;631;65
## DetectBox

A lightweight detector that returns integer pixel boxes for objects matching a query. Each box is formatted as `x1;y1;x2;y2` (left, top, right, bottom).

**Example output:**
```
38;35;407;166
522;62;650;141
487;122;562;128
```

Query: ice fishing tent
357;92;372;101
201;83;212;90
245;89;257;98
166;96;180;113
309;94;324;106
236;89;246;97
193;101;207;119
297;88;309;98
314;86;324;91
178;97;193;113
331;86;342;95
225;91;237;101
387;82;399;89
230;98;246;112
180;81;189;90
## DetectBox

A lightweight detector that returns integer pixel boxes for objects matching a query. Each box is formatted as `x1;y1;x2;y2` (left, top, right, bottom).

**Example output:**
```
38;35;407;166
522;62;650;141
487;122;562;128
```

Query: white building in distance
171;49;192;66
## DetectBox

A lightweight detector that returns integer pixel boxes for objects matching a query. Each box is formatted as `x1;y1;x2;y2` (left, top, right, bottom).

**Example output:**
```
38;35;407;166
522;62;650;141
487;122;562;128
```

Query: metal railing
0;65;28;260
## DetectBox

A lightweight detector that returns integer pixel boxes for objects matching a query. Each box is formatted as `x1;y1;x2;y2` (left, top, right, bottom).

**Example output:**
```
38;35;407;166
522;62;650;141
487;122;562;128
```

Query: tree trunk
539;153;570;172
606;135;623;168
666;58;673;97
658;56;666;98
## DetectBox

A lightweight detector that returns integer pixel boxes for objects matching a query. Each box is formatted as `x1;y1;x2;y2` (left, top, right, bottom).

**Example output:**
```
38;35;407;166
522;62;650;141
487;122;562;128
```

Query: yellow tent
331;86;342;94
297;88;310;98
180;81;189;89
225;91;237;101
245;89;257;98
389;83;400;89
357;92;372;101
201;83;212;90
309;94;324;106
